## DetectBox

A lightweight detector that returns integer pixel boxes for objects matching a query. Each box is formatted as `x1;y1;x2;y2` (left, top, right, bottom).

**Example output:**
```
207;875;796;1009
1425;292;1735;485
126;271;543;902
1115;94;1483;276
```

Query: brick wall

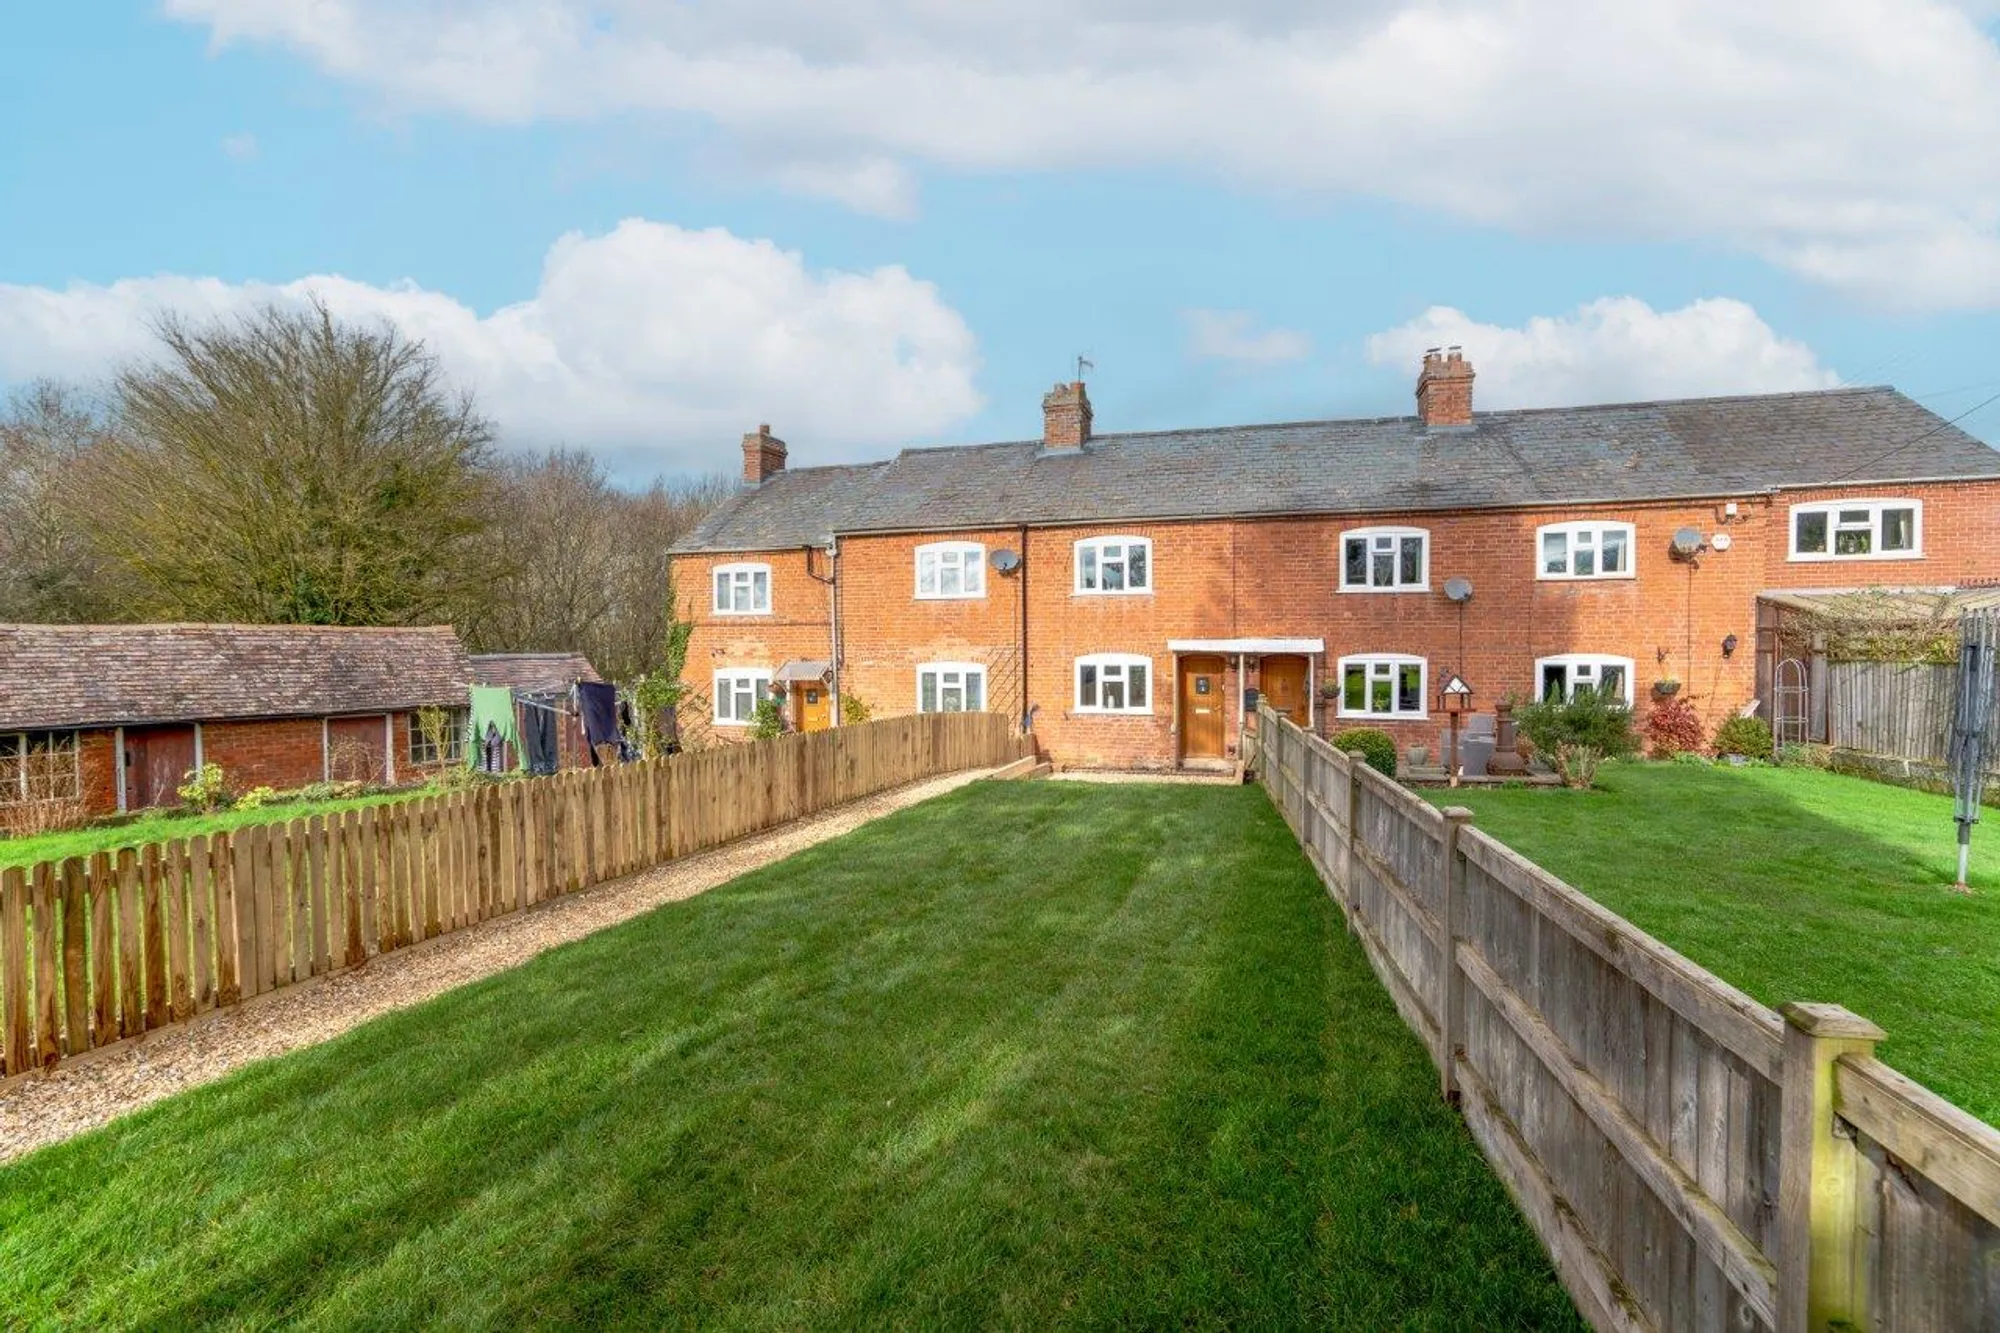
675;477;2000;769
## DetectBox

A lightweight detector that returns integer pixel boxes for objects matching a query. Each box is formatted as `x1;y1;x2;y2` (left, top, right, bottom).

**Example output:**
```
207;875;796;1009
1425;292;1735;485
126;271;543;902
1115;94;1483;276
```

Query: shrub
749;697;785;741
1330;727;1398;778
1515;688;1637;789
1670;750;1712;767
298;779;366;803
234;785;279;812
1713;715;1774;761
1643;695;1706;759
842;694;873;725
177;763;229;812
1778;741;1832;769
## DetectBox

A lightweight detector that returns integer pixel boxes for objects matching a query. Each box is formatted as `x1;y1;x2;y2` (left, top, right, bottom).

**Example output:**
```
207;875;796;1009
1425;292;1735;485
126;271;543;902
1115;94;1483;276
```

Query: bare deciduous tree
0;381;120;623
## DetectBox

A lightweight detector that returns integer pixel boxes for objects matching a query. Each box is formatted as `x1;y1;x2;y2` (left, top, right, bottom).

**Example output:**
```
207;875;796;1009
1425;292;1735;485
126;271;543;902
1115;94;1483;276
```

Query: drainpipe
827;540;843;725
1018;524;1031;733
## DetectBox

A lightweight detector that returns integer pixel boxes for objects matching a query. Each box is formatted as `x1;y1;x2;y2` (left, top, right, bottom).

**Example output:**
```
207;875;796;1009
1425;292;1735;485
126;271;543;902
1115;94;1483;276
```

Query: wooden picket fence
0;712;1026;1077
1254;705;2000;1333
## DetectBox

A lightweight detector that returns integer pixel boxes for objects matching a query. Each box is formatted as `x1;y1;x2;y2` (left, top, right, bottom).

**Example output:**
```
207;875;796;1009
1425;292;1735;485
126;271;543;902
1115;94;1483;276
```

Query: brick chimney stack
1042;381;1093;450
1415;346;1475;429
741;424;787;487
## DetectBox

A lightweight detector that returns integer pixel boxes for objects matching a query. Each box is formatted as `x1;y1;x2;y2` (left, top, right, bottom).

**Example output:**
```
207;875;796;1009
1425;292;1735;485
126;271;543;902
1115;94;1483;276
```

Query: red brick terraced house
0;623;476;816
670;352;2000;771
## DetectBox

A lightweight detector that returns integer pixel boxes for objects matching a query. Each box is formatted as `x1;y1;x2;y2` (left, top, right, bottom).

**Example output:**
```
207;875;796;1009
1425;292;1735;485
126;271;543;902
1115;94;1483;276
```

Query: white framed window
1074;536;1153;594
1339;527;1429;592
915;542;986;599
1789;499;1922;561
0;730;82;805
1074;653;1153;714
409;708;468;766
1337;654;1427;719
713;669;773;726
1537;521;1636;580
917;662;987;713
1535;655;1635;706
712;562;772;615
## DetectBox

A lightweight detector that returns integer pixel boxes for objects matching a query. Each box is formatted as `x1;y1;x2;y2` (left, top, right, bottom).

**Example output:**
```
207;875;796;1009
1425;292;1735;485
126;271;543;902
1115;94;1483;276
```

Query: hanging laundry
577;680;623;765
521;699;560;776
467;685;525;773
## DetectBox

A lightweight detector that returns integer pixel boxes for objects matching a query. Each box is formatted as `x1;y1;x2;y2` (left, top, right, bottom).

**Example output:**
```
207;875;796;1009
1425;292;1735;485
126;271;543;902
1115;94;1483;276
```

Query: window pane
1127;545;1148;589
1344;667;1364;712
752;571;768;607
1835;526;1872;555
921;673;938;712
1080;546;1097;588
1399;537;1423;585
1103;557;1124;591
1369;673;1391;714
1795;511;1827;553
918;557;937;595
1397;664;1420;714
1541;664;1566;701
1543;531;1567;574
1600;529;1627;573
1344;538;1367;585
1128;664;1147;708
1574;543;1596;577
1882;508;1915;551
1103;675;1126;709
1080;664;1097;708
942;682;964;711
965;559;983;594
967;674;984;712
940;561;962;595
1371;547;1393;586
1601;664;1626;700
714;572;728;607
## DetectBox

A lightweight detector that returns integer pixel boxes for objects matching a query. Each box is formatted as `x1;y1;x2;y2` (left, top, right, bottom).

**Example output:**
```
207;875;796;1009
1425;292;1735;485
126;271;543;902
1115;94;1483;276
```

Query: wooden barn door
1260;656;1310;729
124;724;196;810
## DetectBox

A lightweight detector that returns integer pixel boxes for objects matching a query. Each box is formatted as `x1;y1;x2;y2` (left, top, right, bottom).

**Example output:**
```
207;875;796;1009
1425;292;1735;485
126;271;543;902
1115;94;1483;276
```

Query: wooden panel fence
0;712;1025;1078
1829;660;2000;779
1255;704;2000;1332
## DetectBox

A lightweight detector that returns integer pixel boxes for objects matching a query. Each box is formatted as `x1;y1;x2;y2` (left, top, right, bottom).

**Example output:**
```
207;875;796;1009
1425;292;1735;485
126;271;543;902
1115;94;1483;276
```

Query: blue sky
5;2;2000;481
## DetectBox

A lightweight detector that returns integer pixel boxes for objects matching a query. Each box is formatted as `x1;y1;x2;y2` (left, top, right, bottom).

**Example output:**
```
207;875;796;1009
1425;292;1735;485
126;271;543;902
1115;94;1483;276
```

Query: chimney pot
1415;349;1475;429
1041;380;1093;451
741;424;788;487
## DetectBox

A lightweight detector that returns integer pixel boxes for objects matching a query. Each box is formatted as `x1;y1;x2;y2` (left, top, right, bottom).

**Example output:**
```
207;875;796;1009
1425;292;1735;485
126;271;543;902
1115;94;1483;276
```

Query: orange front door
1261;655;1310;729
794;683;831;732
1178;655;1226;760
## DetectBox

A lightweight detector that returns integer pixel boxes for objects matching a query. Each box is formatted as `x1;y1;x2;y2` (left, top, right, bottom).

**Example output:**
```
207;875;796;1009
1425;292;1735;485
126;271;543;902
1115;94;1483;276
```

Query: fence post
1438;807;1473;1102
1342;751;1366;932
1777;1001;1883;1333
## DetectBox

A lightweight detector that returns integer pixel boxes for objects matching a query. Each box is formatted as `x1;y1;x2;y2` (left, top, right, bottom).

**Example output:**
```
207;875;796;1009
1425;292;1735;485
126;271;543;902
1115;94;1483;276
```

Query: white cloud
1364;298;1840;408
165;0;2000;308
1183;309;1311;364
220;131;258;160
0;219;982;474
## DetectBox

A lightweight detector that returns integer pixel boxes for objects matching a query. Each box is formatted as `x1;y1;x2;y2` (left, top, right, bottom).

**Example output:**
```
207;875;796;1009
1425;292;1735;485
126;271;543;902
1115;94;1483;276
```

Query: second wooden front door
1178;655;1226;760
1261;655;1310;729
793;683;831;732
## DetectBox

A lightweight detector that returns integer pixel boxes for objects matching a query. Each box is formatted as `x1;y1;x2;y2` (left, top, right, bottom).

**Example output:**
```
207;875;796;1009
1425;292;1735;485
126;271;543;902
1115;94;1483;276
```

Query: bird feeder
1440;674;1473;786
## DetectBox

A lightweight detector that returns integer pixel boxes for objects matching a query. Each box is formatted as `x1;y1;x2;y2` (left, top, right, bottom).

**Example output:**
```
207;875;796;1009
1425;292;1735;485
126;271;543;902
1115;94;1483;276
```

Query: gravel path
0;769;993;1165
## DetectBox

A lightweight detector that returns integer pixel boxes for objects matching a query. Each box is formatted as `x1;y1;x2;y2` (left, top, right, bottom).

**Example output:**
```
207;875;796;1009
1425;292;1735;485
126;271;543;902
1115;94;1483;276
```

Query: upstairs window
916;542;986;599
0;730;81;805
1538;521;1635;580
713;670;773;727
713;562;772;615
1075;653;1152;714
1074;536;1152;594
918;663;986;713
1535;655;1634;706
1337;655;1426;719
1340;527;1429;592
1790;500;1921;561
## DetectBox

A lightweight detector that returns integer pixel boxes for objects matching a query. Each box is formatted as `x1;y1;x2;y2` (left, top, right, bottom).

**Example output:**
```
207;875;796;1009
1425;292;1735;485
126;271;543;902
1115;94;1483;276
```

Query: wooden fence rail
0;712;1026;1078
1253;704;2000;1332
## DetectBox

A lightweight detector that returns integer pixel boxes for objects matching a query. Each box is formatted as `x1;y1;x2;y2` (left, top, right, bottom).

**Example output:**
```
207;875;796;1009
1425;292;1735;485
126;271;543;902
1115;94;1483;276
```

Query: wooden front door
1178;655;1226;760
1261;655;1310;729
125;724;196;810
793;683;831;733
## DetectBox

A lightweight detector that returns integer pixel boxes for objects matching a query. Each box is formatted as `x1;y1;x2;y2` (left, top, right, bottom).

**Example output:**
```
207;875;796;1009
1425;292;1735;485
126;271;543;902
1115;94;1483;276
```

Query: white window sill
1072;707;1155;717
1335;710;1429;722
713;718;752;728
1536;571;1637;582
1337;585;1431;595
1072;587;1154;597
1786;551;1923;563
913;592;988;601
712;608;773;617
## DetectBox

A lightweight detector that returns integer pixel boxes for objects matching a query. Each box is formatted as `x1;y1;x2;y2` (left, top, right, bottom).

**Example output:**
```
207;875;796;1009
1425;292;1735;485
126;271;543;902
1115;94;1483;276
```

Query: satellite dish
1670;527;1705;559
990;548;1022;573
1711;532;1734;552
1443;576;1474;603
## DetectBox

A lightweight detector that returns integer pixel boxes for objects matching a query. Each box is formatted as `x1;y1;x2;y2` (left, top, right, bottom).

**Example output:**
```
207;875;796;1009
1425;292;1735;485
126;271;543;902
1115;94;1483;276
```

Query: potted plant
1652;678;1681;698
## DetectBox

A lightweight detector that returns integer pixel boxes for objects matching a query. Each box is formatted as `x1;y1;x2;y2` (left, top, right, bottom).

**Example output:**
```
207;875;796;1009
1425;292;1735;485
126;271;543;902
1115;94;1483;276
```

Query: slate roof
672;387;2000;553
469;652;603;694
0;624;475;731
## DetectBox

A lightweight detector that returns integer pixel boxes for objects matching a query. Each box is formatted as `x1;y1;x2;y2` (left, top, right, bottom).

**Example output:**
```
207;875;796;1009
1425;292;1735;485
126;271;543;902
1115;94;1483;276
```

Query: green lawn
0;790;421;871
0;782;1578;1330
1426;763;2000;1124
